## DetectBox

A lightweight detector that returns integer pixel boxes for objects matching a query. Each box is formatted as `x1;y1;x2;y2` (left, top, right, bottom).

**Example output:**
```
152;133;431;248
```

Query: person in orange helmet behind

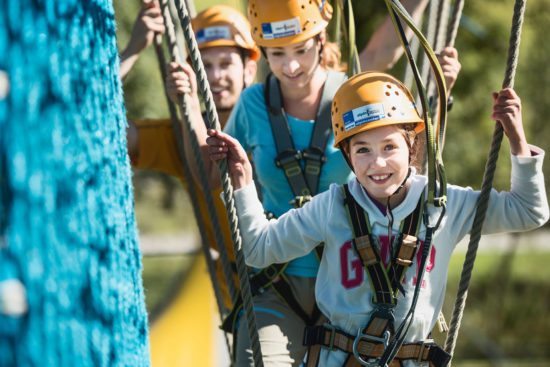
205;71;549;367
122;4;261;318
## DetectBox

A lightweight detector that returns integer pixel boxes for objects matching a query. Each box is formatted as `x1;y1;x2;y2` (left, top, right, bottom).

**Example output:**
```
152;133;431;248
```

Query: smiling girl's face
347;124;412;205
263;36;321;90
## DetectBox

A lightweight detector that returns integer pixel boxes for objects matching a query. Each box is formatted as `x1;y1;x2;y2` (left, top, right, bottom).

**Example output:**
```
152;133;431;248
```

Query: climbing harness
444;0;527;361
303;185;450;367
266;70;348;201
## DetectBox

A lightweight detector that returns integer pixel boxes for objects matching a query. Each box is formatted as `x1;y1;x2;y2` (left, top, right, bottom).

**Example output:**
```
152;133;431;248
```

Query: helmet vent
385;91;390;96
394;91;399;96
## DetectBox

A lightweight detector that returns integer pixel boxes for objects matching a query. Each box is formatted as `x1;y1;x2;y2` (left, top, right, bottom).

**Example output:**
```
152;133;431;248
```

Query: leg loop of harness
303;324;451;367
352;329;390;367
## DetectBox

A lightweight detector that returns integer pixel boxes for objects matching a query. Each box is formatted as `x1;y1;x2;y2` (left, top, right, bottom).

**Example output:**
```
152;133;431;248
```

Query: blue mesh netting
0;1;150;366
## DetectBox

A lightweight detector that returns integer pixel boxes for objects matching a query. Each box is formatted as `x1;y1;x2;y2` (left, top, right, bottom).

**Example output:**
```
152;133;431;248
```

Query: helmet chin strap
385;167;412;247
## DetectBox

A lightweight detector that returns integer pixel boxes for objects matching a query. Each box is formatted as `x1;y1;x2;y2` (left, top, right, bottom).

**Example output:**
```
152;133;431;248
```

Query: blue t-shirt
225;82;354;277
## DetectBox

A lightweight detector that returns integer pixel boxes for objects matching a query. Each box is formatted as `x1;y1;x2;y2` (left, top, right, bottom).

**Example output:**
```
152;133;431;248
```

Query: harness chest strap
265;70;347;200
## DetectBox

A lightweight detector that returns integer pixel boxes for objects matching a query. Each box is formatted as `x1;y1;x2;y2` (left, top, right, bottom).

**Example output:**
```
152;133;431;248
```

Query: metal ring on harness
352;329;390;366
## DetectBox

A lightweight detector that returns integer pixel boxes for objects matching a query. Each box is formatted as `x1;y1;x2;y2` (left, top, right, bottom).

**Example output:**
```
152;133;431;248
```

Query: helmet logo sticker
343;103;385;131
196;26;232;44
261;17;301;40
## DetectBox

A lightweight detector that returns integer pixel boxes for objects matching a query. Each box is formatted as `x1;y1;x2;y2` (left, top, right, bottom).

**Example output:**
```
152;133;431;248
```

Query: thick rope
444;0;526;360
151;1;233;355
158;0;238;307
172;0;264;365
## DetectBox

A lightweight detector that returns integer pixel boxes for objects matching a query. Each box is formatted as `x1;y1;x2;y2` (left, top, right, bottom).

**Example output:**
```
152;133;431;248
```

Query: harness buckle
352;329;390;367
275;149;302;168
302;147;325;176
302;147;326;163
417;338;434;363
290;195;312;208
323;323;337;350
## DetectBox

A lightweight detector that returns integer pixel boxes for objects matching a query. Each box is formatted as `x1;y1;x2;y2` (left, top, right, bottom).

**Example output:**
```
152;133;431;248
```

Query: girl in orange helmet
167;1;460;366
205;71;548;366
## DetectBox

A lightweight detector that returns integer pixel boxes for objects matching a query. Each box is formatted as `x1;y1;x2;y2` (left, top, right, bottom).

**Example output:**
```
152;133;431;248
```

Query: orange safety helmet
192;5;260;61
331;72;425;148
248;0;332;47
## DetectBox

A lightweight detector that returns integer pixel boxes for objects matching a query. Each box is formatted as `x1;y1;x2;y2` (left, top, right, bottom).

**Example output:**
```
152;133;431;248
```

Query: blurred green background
113;0;550;365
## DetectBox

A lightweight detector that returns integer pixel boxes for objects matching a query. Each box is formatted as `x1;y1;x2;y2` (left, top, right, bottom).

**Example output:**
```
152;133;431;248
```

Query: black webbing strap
340;184;426;366
265;71;347;198
221;262;321;334
221;263;287;333
343;184;424;305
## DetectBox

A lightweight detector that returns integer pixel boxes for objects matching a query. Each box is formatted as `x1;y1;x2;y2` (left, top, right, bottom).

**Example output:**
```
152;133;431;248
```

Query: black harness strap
265;71;347;199
341;184;424;366
343;185;424;307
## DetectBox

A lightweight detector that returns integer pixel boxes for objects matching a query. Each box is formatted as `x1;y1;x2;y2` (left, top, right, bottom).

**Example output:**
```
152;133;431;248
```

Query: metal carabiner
352;328;391;367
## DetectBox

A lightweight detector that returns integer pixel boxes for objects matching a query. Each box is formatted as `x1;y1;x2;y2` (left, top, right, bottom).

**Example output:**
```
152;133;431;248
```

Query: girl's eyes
384;144;396;151
356;147;370;154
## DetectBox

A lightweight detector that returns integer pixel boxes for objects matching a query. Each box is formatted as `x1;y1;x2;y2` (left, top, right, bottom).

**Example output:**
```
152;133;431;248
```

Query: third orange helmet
192;5;260;61
248;0;332;47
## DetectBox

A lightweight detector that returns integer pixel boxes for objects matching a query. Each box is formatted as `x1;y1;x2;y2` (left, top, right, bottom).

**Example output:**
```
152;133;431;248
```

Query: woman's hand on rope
166;61;201;114
437;47;461;92
119;1;165;79
491;88;530;157
206;129;253;190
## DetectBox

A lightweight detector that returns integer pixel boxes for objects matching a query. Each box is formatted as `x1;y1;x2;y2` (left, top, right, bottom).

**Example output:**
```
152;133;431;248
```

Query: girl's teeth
372;174;390;181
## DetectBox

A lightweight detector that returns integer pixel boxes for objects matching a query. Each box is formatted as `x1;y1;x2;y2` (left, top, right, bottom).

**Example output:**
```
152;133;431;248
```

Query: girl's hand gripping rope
206;129;253;190
491;88;530;157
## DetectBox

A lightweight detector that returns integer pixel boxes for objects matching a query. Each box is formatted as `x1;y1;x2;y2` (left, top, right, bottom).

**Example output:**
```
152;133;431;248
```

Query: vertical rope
172;0;265;365
444;0;527;360
149;1;232;355
425;0;450;102
445;0;465;48
416;0;439;110
158;0;238;307
403;21;422;89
